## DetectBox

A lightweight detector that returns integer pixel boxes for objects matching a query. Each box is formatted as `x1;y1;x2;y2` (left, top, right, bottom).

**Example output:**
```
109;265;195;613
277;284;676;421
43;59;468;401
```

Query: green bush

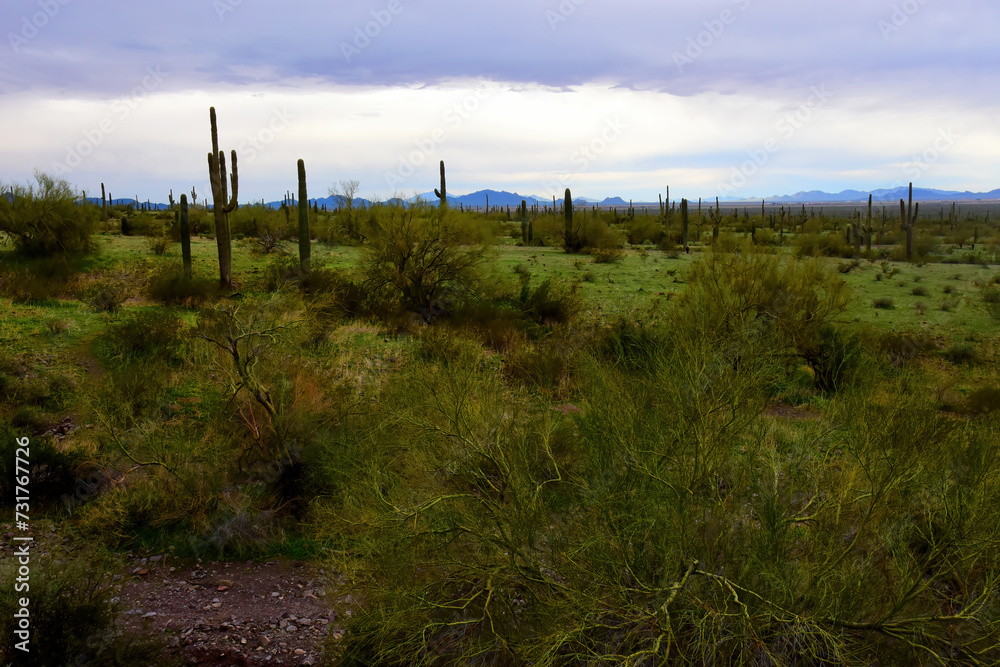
873;297;894;309
0;172;98;256
359;205;492;312
98;309;187;362
944;343;981;365
801;324;863;393
85;281;129;313
147;265;217;307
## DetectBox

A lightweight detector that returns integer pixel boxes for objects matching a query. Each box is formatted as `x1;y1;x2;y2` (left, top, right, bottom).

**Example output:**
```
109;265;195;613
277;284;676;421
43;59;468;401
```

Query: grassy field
3;202;1000;664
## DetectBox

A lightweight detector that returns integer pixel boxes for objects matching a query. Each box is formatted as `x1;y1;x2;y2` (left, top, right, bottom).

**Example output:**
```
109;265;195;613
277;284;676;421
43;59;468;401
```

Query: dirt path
3;521;357;665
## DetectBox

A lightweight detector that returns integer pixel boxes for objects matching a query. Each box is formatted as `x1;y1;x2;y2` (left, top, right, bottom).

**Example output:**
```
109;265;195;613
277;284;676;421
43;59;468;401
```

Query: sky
1;0;998;203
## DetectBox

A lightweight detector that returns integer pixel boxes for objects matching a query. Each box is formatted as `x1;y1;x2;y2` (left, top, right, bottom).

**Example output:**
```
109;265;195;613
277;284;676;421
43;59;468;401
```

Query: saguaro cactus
180;194;192;279
865;194;873;253
564;188;575;252
899;182;918;260
520;199;528;244
168;189;175;210
710;196;722;242
681;198;689;252
208;107;239;288
297;159;310;274
101;182;106;218
433;160;447;215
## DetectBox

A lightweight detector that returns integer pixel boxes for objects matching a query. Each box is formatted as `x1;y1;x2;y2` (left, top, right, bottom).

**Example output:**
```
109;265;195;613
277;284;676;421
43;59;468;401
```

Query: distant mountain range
754;186;1000;204
83;186;999;211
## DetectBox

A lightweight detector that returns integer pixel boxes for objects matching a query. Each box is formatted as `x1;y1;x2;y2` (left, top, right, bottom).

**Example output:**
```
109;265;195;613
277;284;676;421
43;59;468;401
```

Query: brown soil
2;521;356;666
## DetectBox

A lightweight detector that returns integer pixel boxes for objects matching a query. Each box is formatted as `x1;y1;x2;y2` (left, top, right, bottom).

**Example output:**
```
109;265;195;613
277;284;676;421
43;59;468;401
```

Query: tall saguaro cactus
520;199;529;244
681;198;690;252
180;194;192;280
297;159;311;274
433;160;447;216
865;194;873;253
563;188;575;252
207;106;239;288
899;182;918;261
101;182;107;219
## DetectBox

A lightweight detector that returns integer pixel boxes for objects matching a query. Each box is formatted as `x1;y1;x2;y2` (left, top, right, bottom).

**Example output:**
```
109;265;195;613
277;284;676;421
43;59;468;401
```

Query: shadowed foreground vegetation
2;178;1000;664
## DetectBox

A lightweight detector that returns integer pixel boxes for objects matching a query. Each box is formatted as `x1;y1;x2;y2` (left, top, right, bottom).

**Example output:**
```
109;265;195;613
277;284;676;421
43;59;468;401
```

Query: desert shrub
940;296;960;311
622;215;664;245
594;315;667;371
147;265;218;307
911;285;929;296
0;172;98;256
944;342;981;365
673;241;853;362
84;280;129;313
98;308;187;362
943;283;955;294
0;423;89;504
518;276;583;325
800;324;863;393
590;247;624;263
794;232;847;258
837;259;861;273
0;556;170;665
873;297;894;309
147;235;170;255
359;205;492;312
0;254;81;303
963;386;1000;414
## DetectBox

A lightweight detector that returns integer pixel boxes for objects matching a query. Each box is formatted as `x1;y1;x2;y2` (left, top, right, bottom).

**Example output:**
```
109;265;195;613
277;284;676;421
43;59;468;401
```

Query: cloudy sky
1;0;998;203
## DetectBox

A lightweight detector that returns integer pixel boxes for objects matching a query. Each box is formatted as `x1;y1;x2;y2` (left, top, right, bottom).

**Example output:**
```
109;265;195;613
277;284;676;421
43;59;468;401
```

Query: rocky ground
2;520;357;665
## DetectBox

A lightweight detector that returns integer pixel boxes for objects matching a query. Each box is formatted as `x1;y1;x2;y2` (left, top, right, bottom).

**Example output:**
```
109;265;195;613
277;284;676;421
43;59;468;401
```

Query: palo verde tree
0;171;97;256
359;202;492;317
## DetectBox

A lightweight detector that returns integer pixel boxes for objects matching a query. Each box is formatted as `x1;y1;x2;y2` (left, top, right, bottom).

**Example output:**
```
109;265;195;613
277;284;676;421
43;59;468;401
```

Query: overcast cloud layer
2;0;998;202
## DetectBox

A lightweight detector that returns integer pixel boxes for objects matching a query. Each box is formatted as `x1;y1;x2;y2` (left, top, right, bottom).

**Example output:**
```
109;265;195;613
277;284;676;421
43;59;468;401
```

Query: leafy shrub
595;316;666;371
147;265;217;307
962;386;1000;414
940;296;960;311
801;324;863;393
0;172;98;256
944;343;981;365
873;297;894;309
837;259;861;273
147;235;170;255
519;277;582;325
360;205;492;311
943;284;955;294
98;309;187;362
85;281;129;313
591;247;624;263
911;285;929;296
